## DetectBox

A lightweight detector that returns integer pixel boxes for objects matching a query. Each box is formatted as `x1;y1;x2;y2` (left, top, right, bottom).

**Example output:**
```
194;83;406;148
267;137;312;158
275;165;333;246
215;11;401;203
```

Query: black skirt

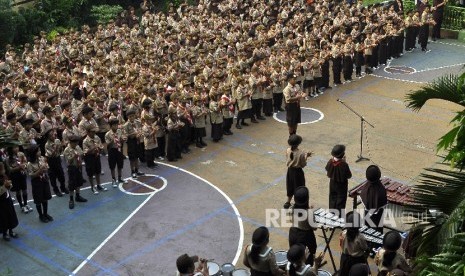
31;177;52;204
286;167;305;197
10;171;27;191
237;109;252;120
211;123;223;140
340;253;368;276
285;102;301;126
262;99;273;115
0;193;18;232
195;127;206;138
289;227;317;265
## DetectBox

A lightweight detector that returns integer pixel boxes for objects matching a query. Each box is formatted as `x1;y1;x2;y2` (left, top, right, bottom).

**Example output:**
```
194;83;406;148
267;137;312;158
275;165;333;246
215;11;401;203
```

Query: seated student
175;253;208;276
339;211;369;275
243;226;286;276
375;231;412;276
286;244;323;276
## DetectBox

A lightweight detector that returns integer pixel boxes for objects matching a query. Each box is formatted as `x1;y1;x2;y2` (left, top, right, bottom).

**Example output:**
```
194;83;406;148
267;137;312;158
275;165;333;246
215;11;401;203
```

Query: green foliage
406;71;465;170
0;267;13;276
91;4;123;25
407;165;465;255
416;232;465;275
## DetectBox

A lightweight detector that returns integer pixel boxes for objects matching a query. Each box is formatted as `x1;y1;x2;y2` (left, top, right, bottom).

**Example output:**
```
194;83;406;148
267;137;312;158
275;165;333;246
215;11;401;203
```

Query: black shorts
108;148;124;170
126;138;139;160
84;154;102;177
68;166;83;190
303;79;313;88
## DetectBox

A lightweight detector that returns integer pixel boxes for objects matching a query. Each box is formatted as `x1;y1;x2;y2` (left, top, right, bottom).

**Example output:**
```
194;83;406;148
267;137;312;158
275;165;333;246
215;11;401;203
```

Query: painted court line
71;191;156;276
76;164;244;275
369;74;426;84
97;176;283;276
411;62;465;74
273;107;325;125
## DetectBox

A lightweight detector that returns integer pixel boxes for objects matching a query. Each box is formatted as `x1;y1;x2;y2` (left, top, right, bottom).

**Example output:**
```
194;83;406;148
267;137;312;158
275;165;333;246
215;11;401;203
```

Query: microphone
337;98;344;103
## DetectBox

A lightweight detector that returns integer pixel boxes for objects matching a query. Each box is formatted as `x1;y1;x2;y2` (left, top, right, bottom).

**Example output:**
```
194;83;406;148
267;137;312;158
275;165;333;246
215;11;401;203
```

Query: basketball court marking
369;74;427;84
71;163;244;275
273;107;325;125
118;174;168;196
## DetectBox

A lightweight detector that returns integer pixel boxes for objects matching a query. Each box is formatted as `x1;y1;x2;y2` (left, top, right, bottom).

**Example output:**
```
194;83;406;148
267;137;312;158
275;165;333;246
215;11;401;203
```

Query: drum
275;250;288;269
232;269;251;276
318;269;333;276
207;261;220;276
221;263;235;276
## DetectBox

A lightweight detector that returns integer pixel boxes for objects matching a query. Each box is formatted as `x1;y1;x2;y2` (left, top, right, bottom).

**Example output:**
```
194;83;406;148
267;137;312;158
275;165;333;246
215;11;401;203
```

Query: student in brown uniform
209;92;224;142
63;136;87;209
339;211;369;275
283;74;305;136
284;134;312;209
6;146;31;213
44;129;67;197
142;113;159;168
105;119;127;187
325;145;352;217
26;146;53;222
191;95;208;148
83;125;107;194
123;109;145;178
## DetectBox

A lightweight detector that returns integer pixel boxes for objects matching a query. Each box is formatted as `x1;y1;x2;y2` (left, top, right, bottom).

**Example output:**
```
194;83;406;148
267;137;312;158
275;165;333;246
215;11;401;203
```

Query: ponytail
382;251;397;267
249;244;261;264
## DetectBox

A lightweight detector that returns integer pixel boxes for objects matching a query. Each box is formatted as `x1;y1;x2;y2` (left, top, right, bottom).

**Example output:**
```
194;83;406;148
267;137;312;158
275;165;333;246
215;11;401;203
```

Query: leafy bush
91;4;123;24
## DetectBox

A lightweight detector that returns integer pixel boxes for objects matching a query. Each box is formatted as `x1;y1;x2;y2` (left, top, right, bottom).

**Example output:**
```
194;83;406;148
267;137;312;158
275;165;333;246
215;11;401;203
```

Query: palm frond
406;165;465;256
405;73;465;111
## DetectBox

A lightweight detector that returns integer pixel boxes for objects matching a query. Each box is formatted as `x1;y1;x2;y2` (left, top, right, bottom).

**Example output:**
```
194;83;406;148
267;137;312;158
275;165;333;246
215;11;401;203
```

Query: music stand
337;99;374;162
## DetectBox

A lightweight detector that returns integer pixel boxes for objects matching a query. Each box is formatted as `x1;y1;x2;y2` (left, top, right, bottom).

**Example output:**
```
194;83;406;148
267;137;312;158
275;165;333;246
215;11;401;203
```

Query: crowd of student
0;0;446;273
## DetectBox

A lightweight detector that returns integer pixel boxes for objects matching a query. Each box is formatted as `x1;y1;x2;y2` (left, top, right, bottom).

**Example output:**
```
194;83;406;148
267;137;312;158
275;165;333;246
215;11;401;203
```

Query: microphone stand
337;99;374;162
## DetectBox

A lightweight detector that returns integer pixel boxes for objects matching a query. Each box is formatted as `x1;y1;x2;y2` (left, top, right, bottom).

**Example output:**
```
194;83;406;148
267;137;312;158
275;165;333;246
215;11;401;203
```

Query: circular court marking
273;107;324;124
119;174;168;196
385;66;416;75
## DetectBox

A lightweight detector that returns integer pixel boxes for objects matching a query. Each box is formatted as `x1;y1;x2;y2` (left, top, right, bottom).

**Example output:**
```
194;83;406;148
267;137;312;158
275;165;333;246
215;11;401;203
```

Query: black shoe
283;202;291;209
75;195;87;203
251;119;259;123
136;171;145;176
213;139;220;142
196;143;204;148
258;116;266;120
44;214;54;222
241;122;249;126
224;131;232;136
236;124;242;129
69;200;75;209
39;215;49;223
227;131;233;135
3;234;10;241
200;141;207;146
53;189;63;197
61;187;69;194
278;108;285;112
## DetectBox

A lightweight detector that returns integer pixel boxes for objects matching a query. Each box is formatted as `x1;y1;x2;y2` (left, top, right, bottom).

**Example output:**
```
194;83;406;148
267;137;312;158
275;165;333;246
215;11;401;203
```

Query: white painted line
71;191;156;276
411;62;465;74
157;162;245;266
273;107;324;125
118;175;168;196
433;40;465;48
370;74;427;84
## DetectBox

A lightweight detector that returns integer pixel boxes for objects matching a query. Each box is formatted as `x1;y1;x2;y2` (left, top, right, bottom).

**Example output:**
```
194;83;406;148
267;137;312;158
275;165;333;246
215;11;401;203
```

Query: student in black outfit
0;176;19;241
325;145;352;217
361;165;388;233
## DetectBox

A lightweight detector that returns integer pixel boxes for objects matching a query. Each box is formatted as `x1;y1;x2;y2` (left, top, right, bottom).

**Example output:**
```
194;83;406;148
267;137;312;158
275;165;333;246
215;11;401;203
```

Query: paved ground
1;39;464;276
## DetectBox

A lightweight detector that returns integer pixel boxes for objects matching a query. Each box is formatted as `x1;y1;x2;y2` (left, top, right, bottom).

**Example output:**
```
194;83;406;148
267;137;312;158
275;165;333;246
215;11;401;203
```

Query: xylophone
348;178;415;217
